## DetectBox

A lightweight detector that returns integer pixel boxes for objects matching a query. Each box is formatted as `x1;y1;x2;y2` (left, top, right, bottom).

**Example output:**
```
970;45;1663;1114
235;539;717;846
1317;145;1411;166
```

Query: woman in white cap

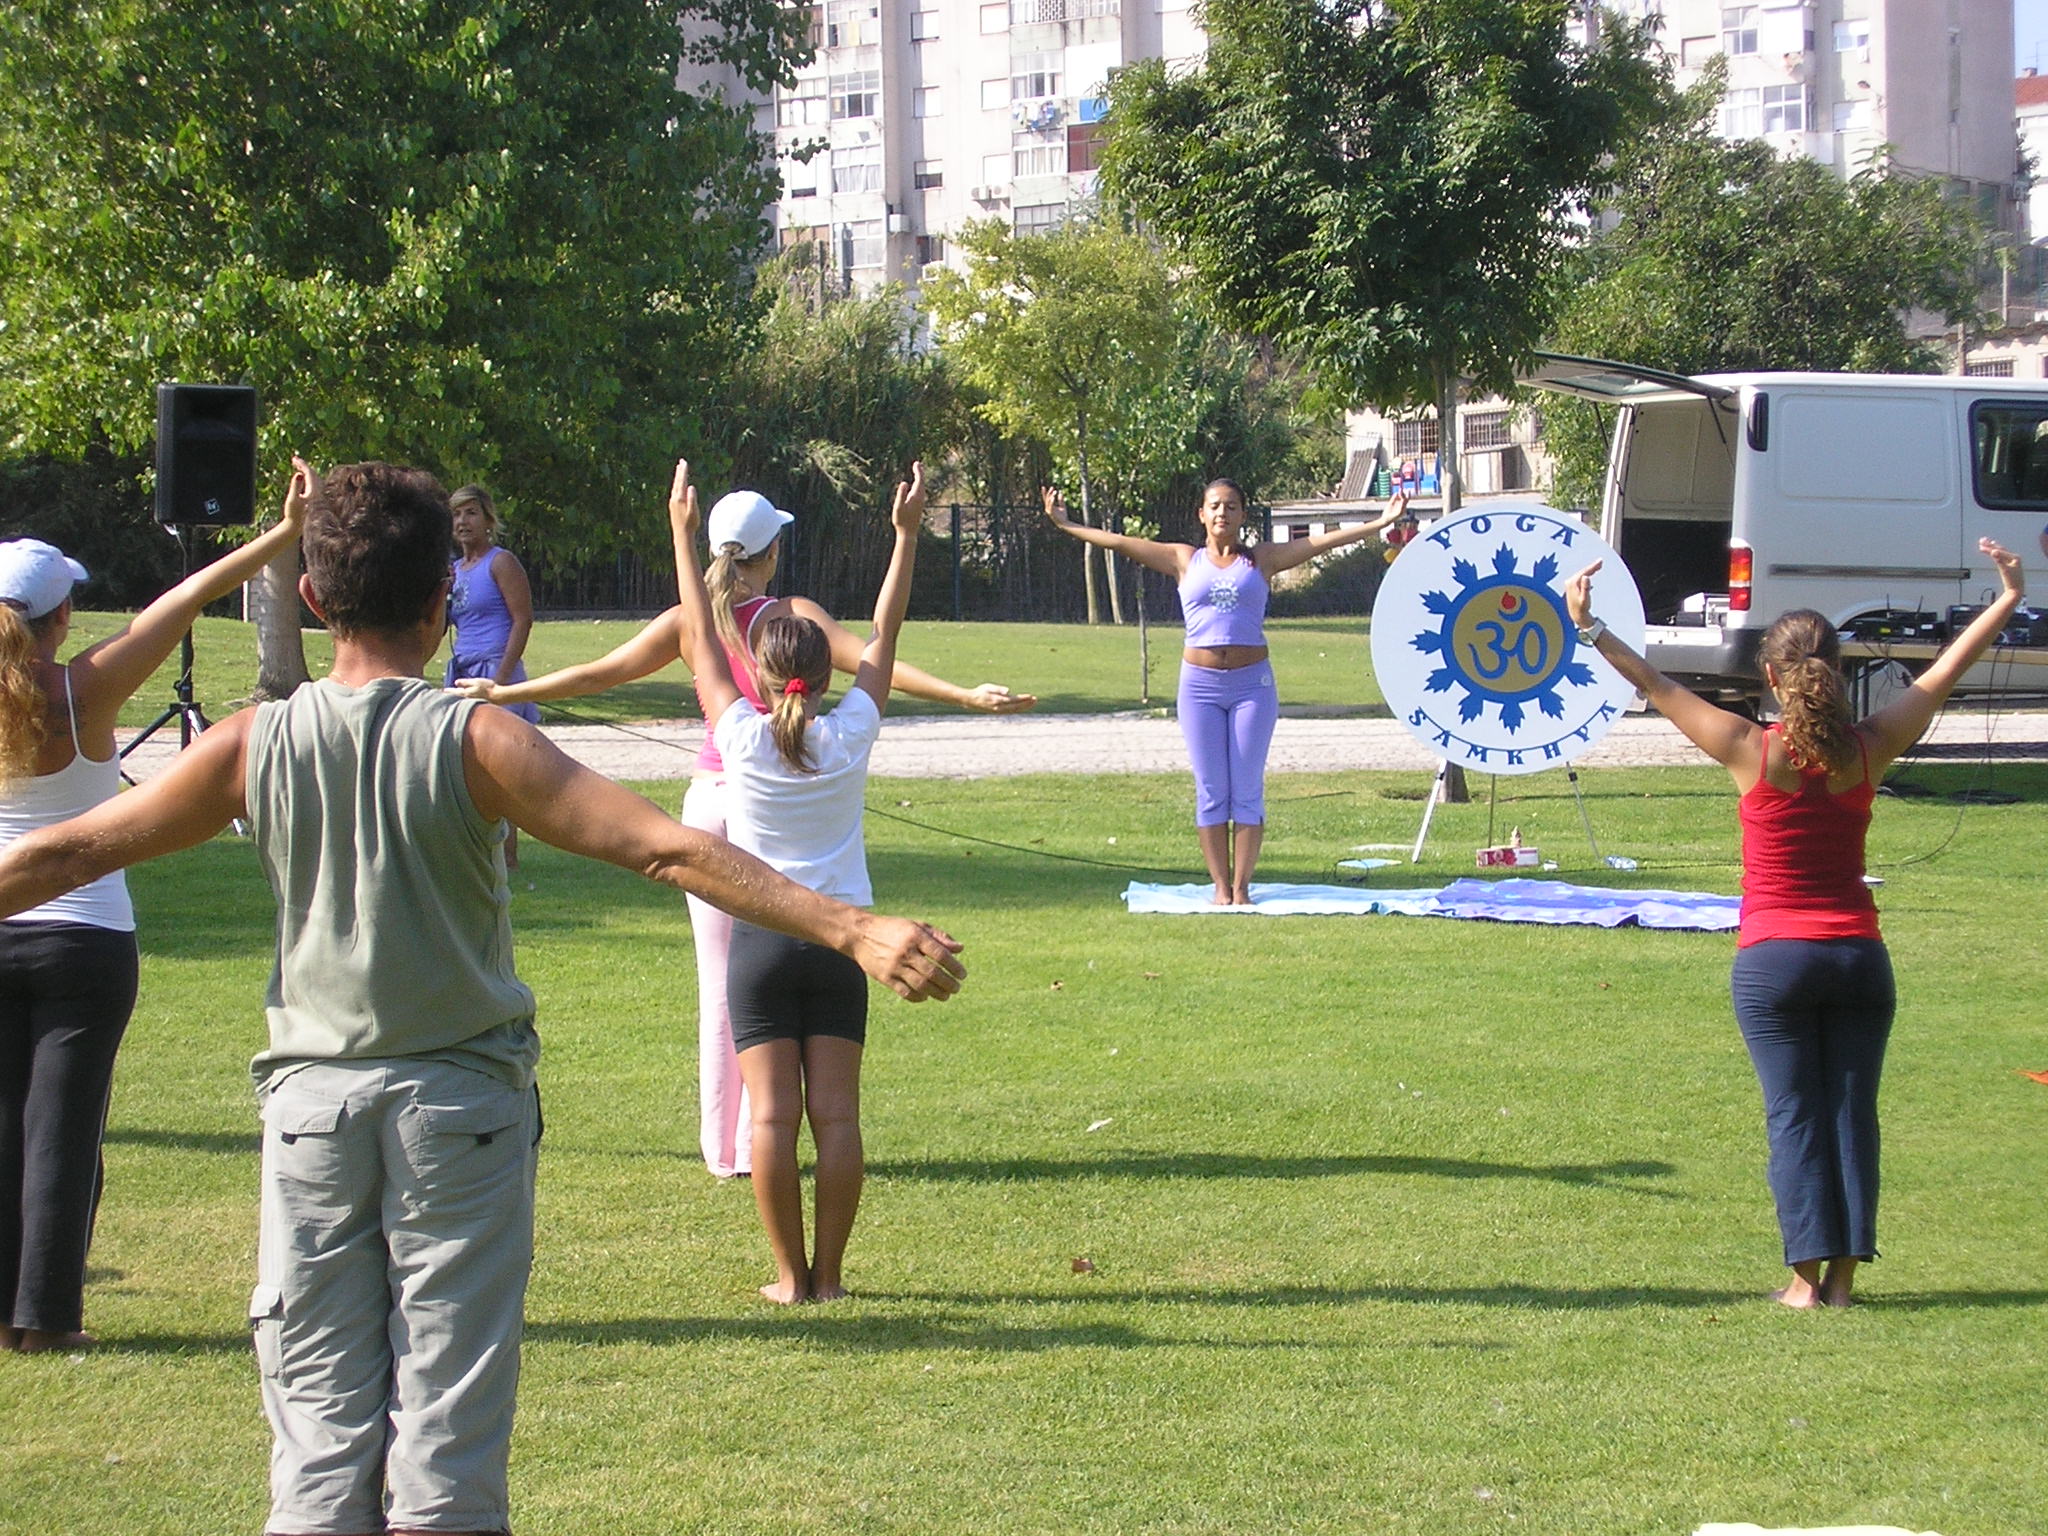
455;484;1034;1179
0;464;308;1352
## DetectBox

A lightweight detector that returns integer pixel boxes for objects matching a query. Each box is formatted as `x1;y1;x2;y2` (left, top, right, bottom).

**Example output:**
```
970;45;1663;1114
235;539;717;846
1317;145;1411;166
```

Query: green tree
1100;0;1664;511
716;250;962;617
1545;111;1984;506
922;217;1187;623
0;0;801;692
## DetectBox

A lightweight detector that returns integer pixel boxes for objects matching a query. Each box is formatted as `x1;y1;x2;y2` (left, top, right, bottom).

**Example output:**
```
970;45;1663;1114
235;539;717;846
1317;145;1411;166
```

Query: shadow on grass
105;1127;258;1156
866;1152;1682;1195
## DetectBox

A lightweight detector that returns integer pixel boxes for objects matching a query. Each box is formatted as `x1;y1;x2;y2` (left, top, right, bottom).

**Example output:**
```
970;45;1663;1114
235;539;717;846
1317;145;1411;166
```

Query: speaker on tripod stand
118;383;260;770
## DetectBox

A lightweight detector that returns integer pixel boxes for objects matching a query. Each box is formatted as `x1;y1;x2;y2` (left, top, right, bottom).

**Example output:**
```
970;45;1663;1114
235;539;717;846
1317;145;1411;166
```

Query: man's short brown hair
303;463;452;637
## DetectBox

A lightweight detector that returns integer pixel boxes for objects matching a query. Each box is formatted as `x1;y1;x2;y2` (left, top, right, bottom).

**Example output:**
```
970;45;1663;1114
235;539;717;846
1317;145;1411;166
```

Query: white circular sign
1370;502;1645;775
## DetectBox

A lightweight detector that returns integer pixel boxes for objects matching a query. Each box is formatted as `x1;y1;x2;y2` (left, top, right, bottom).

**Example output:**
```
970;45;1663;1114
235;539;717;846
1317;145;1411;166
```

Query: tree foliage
922;216;1190;620
1544;94;1986;507
715;251;963;617
0;0;803;556
1100;0;1664;505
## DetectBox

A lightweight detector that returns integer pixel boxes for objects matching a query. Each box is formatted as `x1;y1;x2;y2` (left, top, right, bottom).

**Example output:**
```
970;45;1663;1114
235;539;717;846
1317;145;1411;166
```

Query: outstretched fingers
1563;558;1604;626
668;458;698;536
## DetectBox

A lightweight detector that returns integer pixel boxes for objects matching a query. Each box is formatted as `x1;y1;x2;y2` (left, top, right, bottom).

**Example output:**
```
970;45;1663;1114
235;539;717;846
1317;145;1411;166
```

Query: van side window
1971;403;2048;509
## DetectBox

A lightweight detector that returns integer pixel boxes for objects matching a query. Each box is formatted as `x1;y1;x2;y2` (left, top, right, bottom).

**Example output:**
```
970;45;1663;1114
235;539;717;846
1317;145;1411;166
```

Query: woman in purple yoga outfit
1041;479;1406;906
445;484;537;868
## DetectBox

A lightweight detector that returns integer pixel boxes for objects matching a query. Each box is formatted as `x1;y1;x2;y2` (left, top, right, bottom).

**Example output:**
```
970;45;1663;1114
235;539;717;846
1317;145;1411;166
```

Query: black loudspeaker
155;382;259;526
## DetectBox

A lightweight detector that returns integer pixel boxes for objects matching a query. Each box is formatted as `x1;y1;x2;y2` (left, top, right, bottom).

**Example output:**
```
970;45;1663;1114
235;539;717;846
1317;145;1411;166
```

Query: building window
913;159;944;190
1721;6;1758;55
1012;52;1061;100
776;81;828;128
1720;87;1761;138
1832;18;1870;52
911;10;940;40
917;234;947;266
830;69;880;120
1393;418;1440;457
1833;98;1870;133
836;219;885;271
830;145;883;194
1760;84;1805;134
1067;121;1106;174
981;152;1012;184
1965;359;2016;379
1462;411;1512;451
980;1;1008;31
1013;132;1067;177
1013;202;1065;236
981;78;1008;110
1679;35;1717;67
1012;0;1119;19
781;151;819;199
824;1;880;48
914;85;941;118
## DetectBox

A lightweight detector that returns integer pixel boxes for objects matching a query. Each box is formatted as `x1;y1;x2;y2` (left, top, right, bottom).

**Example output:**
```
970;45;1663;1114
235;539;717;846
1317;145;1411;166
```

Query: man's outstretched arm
0;714;252;917
462;708;964;1001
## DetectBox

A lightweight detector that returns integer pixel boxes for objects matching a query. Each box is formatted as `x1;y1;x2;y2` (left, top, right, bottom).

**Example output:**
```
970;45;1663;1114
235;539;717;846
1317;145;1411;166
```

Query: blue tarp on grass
1122;877;1739;931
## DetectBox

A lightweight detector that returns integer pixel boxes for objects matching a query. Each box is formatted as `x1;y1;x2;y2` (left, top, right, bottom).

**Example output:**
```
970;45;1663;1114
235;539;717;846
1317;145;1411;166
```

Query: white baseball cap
0;539;89;619
706;490;794;559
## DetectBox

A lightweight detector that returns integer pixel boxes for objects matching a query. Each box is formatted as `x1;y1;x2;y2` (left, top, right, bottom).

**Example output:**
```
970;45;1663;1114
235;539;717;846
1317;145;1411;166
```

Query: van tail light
1727;541;1753;613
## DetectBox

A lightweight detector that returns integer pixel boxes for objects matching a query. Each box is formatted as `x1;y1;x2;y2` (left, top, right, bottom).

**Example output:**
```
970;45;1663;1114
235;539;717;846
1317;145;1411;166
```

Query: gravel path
118;706;2046;783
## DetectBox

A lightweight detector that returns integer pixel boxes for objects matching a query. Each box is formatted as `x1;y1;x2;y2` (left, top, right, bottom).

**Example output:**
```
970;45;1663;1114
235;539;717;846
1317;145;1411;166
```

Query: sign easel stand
1408;762;1605;864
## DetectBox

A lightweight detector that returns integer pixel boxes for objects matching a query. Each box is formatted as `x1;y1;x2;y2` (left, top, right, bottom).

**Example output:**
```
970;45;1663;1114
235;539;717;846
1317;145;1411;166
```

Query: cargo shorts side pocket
260;1091;355;1230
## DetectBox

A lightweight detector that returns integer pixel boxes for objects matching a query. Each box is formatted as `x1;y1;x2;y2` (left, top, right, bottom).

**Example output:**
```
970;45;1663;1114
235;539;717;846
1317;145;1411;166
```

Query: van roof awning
1519;352;1736;406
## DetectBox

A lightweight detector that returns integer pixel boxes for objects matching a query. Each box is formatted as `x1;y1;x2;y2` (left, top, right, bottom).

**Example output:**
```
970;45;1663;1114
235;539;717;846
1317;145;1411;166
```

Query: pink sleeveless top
693;595;775;773
1736;726;1880;947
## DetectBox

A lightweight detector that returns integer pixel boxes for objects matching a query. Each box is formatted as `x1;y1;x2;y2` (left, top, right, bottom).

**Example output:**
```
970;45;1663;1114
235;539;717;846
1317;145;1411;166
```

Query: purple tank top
1178;551;1268;648
448;549;519;664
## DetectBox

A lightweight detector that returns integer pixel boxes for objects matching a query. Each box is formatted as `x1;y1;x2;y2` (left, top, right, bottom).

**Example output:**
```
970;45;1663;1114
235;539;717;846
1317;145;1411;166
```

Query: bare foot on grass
759;1279;808;1305
810;1283;849;1302
1819;1257;1859;1308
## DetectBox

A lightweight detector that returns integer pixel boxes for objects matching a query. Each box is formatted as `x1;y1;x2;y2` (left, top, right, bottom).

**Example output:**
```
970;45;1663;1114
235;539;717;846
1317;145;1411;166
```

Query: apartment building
1332;1;2023;514
732;1;1205;293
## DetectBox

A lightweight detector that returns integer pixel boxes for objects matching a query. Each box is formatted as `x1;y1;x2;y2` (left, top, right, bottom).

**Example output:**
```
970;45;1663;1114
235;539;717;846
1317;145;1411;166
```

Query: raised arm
1041;487;1190;579
0;712;252;916
1565;559;1764;782
1861;539;2026;772
69;459;312;728
462;706;963;1000
667;460;742;726
854;463;924;713
451;607;687;706
1257;493;1410;579
783;600;1036;713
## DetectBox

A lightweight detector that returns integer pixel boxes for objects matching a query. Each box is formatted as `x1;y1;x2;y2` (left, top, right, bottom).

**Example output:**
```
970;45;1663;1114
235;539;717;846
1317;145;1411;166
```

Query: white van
1522;354;2048;706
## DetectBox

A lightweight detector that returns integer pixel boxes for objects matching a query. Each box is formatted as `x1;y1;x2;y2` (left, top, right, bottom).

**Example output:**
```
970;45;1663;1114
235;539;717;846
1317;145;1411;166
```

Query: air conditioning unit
887;212;910;233
969;184;1008;203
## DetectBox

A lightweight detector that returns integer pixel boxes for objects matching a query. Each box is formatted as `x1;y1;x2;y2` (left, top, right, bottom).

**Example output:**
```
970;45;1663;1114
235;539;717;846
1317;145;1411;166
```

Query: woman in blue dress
445;484;537;867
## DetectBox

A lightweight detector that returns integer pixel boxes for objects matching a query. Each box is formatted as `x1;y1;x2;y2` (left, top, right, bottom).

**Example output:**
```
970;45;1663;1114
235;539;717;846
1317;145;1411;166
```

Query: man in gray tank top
0;461;964;1536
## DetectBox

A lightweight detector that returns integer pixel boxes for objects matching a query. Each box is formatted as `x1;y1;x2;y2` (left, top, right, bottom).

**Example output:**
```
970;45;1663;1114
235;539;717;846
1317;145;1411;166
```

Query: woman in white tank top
0;464;308;1353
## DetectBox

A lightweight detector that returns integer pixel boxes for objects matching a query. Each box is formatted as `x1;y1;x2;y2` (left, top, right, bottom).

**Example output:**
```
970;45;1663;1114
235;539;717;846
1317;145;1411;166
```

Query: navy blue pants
1730;938;1895;1266
0;922;140;1333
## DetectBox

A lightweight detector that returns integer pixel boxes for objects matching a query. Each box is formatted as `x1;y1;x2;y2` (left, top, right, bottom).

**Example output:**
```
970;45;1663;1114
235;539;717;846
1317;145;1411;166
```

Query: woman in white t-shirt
669;456;939;1303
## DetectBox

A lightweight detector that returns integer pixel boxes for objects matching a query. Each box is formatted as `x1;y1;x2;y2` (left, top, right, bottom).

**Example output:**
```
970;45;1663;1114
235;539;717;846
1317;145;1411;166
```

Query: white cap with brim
706;490;795;560
0;539;89;619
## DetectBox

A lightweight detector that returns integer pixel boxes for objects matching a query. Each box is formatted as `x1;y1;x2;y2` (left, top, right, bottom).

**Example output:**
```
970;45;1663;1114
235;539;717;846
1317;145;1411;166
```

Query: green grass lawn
69;613;1387;727
4;762;2043;1535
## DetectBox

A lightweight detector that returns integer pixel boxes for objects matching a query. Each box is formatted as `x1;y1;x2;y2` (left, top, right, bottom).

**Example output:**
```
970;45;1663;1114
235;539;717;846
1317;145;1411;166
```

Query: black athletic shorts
726;918;869;1052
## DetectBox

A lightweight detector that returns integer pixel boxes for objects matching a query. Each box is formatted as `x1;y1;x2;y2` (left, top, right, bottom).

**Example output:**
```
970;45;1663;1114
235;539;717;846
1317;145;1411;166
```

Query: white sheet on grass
1121;877;1740;931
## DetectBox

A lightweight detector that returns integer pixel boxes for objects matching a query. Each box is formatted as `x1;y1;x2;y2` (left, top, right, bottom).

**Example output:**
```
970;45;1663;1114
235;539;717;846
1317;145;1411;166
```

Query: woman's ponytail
750;615;832;774
1759;609;1856;775
704;542;751;655
0;604;48;788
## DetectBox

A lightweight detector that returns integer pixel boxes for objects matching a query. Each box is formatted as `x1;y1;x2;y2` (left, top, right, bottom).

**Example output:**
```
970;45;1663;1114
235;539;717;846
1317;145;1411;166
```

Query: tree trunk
1443;763;1471;804
1135;569;1150;704
1075;413;1123;624
1436;364;1463;516
250;543;311;701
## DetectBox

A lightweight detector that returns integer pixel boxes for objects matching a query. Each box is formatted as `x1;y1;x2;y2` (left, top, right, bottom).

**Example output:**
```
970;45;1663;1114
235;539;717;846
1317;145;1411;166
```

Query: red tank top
1736;726;1880;946
694;595;775;773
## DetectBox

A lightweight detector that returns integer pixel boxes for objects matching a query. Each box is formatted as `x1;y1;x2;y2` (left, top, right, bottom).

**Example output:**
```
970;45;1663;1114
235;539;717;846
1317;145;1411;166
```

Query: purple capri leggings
1177;659;1278;827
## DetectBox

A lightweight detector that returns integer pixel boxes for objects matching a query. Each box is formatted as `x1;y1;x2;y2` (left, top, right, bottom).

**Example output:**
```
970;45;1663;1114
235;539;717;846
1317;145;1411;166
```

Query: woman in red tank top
1566;539;2024;1309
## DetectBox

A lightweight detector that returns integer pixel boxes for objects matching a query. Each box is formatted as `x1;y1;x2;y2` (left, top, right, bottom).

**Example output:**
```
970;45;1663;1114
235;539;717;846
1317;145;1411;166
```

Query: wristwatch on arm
1576;617;1607;647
